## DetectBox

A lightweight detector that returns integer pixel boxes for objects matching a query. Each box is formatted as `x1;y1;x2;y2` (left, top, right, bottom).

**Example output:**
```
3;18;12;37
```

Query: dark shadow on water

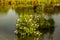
16;26;55;40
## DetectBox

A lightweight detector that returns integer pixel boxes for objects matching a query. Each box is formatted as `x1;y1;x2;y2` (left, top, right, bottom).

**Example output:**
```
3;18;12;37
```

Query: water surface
0;7;60;40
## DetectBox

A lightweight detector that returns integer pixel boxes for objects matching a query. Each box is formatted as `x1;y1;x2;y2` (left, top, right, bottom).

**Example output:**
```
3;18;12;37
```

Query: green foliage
15;14;39;36
15;14;55;37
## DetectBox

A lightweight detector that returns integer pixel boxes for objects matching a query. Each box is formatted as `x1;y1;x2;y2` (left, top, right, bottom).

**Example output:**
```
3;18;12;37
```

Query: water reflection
0;5;10;14
15;7;35;16
16;26;55;40
54;6;60;13
0;4;60;40
15;6;55;40
44;6;60;15
15;5;60;16
0;9;18;40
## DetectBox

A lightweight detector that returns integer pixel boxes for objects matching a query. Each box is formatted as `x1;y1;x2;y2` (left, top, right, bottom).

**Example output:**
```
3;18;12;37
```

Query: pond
0;6;60;40
0;8;18;40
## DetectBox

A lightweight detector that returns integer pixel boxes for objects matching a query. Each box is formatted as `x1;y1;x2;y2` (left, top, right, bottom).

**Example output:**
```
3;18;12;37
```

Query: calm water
0;7;60;40
0;9;18;40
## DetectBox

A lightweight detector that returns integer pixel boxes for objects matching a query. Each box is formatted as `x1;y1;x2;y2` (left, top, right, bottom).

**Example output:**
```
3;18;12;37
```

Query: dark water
0;7;60;40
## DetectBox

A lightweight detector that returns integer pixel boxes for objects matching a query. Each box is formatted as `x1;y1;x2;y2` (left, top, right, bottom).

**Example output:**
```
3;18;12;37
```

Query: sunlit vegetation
15;12;55;37
0;0;60;7
14;2;57;37
0;0;60;40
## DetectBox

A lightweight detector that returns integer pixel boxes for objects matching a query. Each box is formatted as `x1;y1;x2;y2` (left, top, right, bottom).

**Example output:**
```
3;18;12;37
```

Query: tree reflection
0;5;10;15
54;6;60;13
15;6;34;17
44;4;60;15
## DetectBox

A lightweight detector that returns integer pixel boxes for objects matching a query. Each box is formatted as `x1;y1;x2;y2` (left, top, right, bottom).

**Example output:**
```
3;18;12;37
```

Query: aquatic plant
15;14;55;37
15;14;41;36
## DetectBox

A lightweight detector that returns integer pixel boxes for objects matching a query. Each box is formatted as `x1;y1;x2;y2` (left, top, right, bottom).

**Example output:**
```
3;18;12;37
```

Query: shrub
15;14;54;37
